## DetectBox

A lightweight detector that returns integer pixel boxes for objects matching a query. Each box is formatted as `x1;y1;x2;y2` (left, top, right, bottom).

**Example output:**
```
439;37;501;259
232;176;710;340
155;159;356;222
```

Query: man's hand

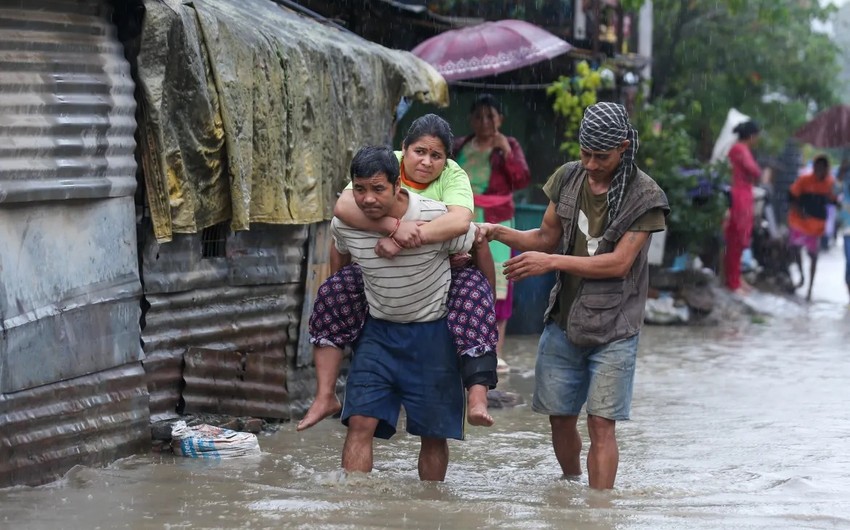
375;237;403;259
449;253;472;268
503;251;553;281
475;223;500;244
392;220;422;248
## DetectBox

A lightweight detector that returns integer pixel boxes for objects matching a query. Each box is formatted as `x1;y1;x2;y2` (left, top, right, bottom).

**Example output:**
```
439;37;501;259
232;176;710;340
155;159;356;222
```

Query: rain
2;0;850;528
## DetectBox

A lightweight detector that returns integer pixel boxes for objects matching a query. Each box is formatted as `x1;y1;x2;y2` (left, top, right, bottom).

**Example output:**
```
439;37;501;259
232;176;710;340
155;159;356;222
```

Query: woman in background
724;120;762;295
454;94;531;370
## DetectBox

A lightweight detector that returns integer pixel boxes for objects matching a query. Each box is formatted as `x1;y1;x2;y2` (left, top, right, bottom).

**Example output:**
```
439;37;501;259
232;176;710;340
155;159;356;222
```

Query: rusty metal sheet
0;197;143;393
140;223;307;294
181;348;287;419
142;282;302;420
0;362;149;488
0;0;137;204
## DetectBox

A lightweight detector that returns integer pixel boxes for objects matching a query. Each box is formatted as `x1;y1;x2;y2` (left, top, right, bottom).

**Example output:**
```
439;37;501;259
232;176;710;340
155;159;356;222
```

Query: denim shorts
341;317;465;440
532;321;639;421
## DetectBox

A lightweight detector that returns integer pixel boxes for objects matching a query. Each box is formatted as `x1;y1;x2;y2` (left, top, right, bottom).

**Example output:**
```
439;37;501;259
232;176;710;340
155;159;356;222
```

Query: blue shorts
532;321;639;421
341;317;465;440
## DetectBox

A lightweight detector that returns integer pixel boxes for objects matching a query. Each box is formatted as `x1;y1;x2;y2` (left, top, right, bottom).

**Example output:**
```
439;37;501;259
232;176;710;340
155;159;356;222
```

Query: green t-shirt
542;168;666;331
344;151;474;212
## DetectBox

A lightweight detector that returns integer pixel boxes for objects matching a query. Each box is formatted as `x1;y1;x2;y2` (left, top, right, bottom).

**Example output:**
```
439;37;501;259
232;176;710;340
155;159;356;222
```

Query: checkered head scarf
579;102;639;226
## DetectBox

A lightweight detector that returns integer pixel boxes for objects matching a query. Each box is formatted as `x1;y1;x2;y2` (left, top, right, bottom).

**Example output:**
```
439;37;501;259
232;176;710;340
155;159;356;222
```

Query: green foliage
651;0;839;159
633;100;728;257
546;61;602;158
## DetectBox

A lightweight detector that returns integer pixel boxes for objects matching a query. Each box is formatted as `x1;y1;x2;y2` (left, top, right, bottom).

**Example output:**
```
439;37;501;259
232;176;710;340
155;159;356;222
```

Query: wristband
388;217;401;238
390;236;403;249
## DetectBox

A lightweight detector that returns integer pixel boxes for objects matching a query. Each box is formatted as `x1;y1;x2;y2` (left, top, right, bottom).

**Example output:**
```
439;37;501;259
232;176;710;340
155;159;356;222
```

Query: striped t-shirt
331;191;475;323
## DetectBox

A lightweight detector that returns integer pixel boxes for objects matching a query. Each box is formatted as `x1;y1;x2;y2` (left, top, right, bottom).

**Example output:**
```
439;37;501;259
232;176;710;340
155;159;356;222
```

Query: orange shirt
788;172;836;237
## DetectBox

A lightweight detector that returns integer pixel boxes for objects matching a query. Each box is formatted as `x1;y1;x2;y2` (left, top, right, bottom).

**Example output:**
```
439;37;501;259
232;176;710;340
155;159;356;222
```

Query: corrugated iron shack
0;0;447;487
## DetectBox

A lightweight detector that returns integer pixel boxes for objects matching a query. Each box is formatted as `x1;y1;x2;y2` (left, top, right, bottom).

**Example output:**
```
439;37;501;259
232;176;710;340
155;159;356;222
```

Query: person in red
724;120;762;294
788;155;838;301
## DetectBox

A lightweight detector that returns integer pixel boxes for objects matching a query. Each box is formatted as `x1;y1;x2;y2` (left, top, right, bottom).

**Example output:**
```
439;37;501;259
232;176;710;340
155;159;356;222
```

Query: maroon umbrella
794;104;850;148
411;19;573;82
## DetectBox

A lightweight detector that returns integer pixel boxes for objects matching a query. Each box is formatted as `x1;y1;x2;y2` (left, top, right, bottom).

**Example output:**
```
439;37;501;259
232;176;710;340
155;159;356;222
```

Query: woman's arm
333;190;398;234
730;144;762;183
500;136;531;190
419;205;474;244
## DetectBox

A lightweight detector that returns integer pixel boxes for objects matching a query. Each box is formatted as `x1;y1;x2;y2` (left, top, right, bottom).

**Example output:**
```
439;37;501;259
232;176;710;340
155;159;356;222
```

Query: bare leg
806;253;818;302
418;437;449;481
550;415;582;477
297;345;344;431
341;415;378;473
586;415;618;489
466;384;494;427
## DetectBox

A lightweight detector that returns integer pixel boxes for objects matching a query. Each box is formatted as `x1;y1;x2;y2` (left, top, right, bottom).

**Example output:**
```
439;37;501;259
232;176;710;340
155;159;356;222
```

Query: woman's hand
392;220;423;248
494;133;512;157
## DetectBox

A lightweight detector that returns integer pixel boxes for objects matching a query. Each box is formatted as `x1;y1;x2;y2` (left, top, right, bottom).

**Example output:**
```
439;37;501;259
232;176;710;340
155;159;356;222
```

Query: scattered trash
645;295;690;324
170;420;261;459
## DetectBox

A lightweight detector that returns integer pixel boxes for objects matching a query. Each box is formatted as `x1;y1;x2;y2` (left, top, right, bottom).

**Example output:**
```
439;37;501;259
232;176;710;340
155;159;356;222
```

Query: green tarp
137;0;447;242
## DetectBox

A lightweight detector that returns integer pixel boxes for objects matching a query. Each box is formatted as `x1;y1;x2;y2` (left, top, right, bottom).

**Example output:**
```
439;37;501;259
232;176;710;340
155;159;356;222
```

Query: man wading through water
477;103;669;489
332;145;493;480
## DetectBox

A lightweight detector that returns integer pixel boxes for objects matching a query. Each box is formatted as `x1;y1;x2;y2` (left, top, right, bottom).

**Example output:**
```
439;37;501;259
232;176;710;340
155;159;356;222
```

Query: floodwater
2;246;849;530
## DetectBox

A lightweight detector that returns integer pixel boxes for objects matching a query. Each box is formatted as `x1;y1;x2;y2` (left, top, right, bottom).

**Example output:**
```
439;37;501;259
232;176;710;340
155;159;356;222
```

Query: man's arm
503;230;651;281
478;202;563;253
329;243;351;275
470;236;496;293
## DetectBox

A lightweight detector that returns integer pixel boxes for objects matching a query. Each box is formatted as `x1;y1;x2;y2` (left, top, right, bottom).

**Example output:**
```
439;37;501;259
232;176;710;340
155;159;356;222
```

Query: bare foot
467;402;494;427
466;385;494;427
296;394;341;431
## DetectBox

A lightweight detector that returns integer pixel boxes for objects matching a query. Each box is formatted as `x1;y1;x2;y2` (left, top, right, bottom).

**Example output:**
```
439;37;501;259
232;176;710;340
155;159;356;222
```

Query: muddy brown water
2;247;849;529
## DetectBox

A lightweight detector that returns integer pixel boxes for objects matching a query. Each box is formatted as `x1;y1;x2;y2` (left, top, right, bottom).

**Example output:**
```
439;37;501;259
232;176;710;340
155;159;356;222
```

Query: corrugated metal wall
140;224;307;421
0;0;146;487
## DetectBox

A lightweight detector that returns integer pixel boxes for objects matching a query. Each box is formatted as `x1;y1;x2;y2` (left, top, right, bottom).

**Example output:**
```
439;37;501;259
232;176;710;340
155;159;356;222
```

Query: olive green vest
543;161;670;346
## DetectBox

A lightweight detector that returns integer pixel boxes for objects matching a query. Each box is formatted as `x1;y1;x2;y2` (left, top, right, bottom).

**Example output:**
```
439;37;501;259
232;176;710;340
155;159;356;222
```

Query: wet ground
2;244;849;529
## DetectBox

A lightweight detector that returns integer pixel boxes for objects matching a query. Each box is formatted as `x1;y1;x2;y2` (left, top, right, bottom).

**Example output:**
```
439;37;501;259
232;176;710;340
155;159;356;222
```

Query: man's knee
549;415;579;430
420;437;448;453
347;415;379;437
587;415;616;441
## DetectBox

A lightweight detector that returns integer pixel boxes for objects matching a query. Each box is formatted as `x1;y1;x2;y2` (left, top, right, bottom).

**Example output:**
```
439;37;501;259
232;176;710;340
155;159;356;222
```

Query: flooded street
2;247;849;529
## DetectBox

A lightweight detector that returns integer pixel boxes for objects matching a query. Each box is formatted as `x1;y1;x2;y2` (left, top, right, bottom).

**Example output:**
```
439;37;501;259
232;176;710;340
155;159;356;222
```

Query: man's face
814;160;829;179
352;172;399;220
580;140;628;180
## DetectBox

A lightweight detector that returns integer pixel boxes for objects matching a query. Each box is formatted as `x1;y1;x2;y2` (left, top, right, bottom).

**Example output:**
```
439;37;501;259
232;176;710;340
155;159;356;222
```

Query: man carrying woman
298;114;500;432
332;145;484;480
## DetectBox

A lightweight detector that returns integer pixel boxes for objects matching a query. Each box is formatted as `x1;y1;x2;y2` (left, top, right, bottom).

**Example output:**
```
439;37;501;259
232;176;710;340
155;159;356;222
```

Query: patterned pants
308;264;498;357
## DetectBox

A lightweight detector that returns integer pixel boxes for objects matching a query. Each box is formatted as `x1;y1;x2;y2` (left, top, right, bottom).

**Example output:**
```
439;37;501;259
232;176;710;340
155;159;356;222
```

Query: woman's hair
733;120;760;140
469;93;502;115
403;113;453;157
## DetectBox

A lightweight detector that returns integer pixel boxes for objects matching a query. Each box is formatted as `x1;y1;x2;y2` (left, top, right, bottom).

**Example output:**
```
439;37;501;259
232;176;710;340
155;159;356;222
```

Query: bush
633;101;727;261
